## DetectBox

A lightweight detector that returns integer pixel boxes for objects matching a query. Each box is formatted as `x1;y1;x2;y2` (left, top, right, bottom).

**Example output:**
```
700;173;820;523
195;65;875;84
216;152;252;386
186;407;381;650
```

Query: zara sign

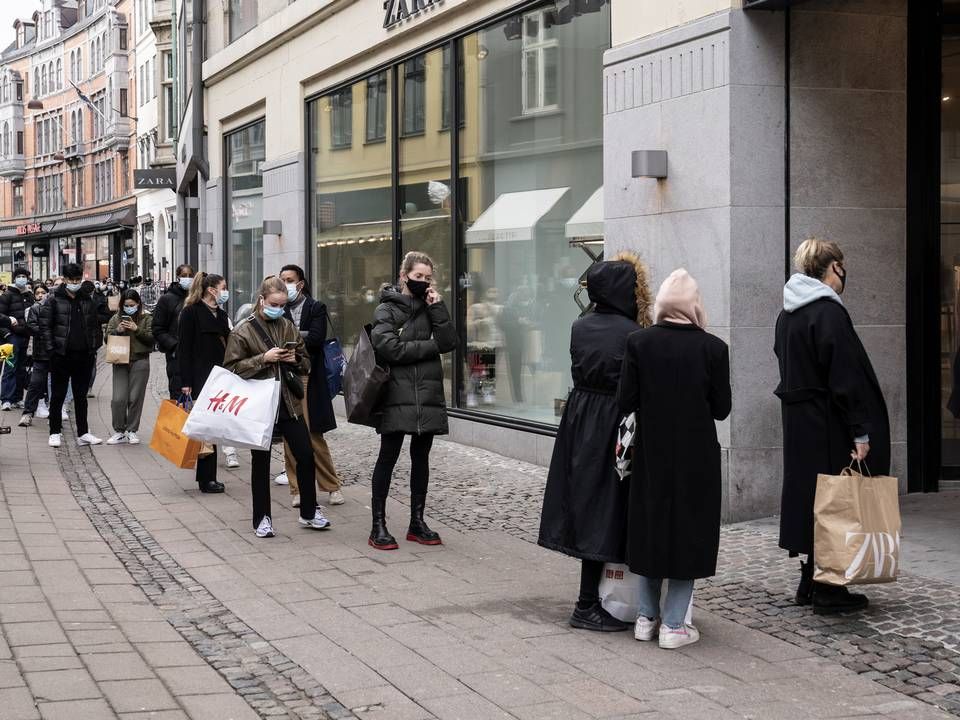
383;0;443;29
134;169;177;189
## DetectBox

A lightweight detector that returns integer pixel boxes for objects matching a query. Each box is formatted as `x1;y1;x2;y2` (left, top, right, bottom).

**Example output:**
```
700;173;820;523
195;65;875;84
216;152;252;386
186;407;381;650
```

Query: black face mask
836;266;847;294
406;279;430;299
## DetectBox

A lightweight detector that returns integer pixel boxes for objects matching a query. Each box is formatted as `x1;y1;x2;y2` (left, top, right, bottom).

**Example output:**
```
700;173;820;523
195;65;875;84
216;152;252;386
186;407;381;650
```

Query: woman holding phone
105;289;154;445
224;276;331;538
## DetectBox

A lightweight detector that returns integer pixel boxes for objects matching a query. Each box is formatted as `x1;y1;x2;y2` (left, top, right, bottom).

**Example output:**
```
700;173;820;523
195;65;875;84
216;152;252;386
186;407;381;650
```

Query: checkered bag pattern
615;412;636;481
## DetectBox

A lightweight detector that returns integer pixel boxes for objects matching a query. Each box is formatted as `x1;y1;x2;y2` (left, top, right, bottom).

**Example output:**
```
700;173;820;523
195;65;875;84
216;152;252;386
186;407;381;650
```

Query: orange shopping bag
149;399;201;469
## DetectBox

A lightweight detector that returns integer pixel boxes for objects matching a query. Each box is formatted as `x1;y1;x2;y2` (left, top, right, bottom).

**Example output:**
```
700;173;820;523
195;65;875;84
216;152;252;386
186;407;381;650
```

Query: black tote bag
342;324;390;427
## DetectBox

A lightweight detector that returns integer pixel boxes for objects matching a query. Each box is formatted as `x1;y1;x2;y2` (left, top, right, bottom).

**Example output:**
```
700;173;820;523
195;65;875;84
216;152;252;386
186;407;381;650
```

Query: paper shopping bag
105;335;131;365
107;295;120;312
182;366;281;451
149;400;201;469
598;563;693;624
813;466;901;586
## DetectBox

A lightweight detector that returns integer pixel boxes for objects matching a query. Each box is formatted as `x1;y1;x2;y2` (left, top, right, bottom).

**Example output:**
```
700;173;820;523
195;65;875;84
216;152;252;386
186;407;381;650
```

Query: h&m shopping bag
342;325;390;427
105;334;131;365
182;365;281;451
813;465;902;586
598;563;694;624
149;399;202;469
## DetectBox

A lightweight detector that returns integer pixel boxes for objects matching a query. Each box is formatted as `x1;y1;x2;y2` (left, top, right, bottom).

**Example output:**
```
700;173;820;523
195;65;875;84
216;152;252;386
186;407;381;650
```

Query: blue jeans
1;334;28;403
638;577;695;629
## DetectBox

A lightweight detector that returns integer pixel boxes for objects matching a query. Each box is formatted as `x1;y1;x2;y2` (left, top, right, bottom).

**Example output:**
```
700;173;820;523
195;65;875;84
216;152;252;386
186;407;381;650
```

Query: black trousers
23;359;49;414
165;352;182;401
196;445;218;487
49;351;95;436
371;432;434;500
251;417;316;528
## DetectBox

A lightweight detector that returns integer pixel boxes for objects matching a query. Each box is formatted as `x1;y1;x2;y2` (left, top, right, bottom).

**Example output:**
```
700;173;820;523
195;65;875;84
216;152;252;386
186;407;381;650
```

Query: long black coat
177;302;230;396
774;298;891;556
538;261;642;562
285;295;337;434
371;287;457;435
618;323;731;580
0;286;34;338
153;282;188;354
40;285;111;357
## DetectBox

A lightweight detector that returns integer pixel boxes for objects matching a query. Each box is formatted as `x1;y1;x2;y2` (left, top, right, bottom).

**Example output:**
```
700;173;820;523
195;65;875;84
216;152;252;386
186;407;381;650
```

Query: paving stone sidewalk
0;354;951;719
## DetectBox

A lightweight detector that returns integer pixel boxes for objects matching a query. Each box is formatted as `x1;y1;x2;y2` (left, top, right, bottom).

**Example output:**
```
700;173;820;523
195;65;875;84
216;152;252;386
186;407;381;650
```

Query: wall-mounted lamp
631;150;668;179
262;220;282;235
197;232;214;246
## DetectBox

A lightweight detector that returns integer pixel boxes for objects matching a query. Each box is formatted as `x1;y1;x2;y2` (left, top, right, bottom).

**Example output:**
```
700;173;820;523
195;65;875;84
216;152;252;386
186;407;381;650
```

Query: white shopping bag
599;563;694;624
182;366;281;451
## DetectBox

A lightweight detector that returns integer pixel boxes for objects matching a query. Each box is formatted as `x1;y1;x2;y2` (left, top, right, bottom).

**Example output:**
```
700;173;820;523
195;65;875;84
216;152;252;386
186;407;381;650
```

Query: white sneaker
329;490;345;506
224;449;240;468
291;494;300;508
125;431;140;445
35;401;49;419
274;472;289;485
634;616;660;642
298;508;331;530
77;433;103;446
1;402;11;411
106;432;127;445
48;433;62;447
18;414;32;427
658;623;700;650
255;516;275;538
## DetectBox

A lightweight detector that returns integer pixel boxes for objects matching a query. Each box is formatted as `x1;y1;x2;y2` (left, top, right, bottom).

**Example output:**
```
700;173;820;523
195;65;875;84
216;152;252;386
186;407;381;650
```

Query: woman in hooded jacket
368;251;457;551
618;269;731;650
538;254;652;633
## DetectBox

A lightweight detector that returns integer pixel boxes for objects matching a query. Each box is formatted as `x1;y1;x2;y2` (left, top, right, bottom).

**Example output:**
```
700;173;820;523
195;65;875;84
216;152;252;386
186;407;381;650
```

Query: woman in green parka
369;251;457;551
105;289;154;445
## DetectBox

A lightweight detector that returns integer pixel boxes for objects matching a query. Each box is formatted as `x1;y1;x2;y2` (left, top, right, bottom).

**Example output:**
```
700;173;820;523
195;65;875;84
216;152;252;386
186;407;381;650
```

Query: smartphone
283;341;298;350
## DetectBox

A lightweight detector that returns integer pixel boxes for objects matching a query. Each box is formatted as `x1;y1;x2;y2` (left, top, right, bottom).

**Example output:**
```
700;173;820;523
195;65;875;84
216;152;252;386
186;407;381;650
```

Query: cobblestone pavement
0;354;952;719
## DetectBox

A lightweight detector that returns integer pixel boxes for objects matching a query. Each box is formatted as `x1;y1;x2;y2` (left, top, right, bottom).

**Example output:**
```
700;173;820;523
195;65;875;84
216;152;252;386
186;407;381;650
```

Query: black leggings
371;432;434;499
578;559;604;607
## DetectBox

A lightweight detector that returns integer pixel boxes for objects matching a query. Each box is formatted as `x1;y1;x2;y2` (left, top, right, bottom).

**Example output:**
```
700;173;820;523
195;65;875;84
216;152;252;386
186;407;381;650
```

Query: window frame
520;9;561;115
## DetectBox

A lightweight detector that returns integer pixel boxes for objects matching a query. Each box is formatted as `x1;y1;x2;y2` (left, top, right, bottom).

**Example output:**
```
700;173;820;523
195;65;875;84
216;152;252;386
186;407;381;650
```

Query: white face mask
179;277;193;290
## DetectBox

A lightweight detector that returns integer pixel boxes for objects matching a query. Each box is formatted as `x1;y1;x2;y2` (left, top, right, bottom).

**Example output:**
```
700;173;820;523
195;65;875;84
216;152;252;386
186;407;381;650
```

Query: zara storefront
203;0;611;462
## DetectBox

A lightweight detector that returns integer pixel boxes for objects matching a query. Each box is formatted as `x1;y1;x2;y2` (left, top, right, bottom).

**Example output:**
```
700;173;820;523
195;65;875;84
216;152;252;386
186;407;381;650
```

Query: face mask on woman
123;305;138;316
286;283;299;302
262;304;285;320
66;282;82;293
14;276;28;288
216;289;230;306
406;279;430;298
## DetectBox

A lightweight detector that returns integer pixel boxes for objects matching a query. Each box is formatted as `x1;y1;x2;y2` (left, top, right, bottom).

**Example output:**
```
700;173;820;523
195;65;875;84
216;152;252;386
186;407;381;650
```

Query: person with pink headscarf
617;268;731;650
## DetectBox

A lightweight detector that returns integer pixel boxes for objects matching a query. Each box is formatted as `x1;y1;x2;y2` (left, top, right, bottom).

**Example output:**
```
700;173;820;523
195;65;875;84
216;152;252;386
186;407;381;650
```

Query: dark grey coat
371;287;457;435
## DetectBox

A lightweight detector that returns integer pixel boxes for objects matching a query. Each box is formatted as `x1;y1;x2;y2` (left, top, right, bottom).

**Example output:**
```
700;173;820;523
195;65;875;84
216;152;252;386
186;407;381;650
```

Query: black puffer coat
153;282;188;354
26;301;47;362
538;260;644;563
371;287;457;435
0;286;34;337
40;285;111;357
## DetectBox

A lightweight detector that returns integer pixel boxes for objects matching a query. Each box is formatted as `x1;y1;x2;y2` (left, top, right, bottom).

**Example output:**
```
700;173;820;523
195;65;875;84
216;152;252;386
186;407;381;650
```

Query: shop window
229;0;258;43
401;55;426;136
521;9;560;114
330;87;352;149
365;72;388;143
225;120;266;315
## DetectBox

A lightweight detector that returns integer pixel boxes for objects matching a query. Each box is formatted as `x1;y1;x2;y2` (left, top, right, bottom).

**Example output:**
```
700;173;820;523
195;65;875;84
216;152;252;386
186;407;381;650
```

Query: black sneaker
812;582;868;615
569;602;629;632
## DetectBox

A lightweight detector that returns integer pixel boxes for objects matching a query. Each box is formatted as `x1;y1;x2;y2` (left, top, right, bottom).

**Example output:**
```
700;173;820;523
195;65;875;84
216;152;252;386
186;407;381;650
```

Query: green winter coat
106;311;155;360
371;286;457;435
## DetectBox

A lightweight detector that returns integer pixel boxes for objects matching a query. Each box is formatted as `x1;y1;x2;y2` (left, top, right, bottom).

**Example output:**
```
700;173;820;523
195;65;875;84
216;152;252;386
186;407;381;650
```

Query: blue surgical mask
123;305;138;316
263;305;285;320
286;283;299;302
179;277;193;290
14;276;28;288
66;282;82;293
217;290;229;306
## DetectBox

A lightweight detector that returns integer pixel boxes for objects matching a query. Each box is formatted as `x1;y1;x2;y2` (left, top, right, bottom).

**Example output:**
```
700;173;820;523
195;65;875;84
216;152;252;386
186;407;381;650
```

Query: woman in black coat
618;269;731;650
368;251;457;551
538;254;651;633
775;239;890;615
178;272;231;494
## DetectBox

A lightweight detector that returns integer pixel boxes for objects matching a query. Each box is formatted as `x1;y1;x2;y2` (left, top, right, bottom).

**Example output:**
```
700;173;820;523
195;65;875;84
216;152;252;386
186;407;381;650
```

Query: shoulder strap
249;317;276;350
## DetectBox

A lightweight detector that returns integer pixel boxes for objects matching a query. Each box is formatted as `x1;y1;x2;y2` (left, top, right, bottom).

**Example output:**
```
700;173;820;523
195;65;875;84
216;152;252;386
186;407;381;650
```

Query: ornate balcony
0;155;25;179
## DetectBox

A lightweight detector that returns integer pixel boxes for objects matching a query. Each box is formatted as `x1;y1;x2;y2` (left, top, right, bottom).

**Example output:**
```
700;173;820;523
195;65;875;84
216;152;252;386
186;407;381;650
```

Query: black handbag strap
250;317;282;380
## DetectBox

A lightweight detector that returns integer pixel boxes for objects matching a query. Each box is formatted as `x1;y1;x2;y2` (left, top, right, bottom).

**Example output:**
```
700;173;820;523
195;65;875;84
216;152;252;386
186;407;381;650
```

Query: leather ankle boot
795;559;814;606
369;497;398;550
407;493;442;545
812;582;868;615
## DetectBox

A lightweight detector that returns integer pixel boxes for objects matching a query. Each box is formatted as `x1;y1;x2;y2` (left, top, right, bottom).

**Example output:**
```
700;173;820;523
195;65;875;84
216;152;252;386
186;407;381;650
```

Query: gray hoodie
783;273;843;313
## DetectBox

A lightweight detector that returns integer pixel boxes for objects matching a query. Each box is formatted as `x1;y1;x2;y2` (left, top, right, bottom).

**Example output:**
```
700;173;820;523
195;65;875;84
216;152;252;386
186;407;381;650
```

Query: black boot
812;582;869;615
369;497;398;550
569;601;629;632
407;494;442;546
795;559;814;606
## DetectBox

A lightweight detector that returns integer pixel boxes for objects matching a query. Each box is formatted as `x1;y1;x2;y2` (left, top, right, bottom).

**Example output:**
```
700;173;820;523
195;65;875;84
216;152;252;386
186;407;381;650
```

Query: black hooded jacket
152;282;188;354
0;285;35;337
370;286;457;435
40;285;112;357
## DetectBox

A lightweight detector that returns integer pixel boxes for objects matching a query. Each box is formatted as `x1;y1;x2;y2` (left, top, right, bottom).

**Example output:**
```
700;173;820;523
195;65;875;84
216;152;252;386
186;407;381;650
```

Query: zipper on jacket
415;363;422;434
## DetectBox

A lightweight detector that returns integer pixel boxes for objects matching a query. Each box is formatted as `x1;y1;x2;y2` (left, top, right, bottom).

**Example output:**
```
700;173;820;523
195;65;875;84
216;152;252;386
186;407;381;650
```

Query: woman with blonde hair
775;238;889;615
618;269;731;649
225;276;331;538
367;251;457;550
538;252;652;633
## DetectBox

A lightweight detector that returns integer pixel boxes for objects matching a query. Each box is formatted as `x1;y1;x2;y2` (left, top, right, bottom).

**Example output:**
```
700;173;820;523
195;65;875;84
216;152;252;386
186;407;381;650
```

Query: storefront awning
52;207;137;235
465;187;569;245
565;187;603;240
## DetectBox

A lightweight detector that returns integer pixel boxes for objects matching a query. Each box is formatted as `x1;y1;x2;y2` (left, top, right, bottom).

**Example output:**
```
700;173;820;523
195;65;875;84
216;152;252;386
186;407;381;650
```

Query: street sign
134;169;176;189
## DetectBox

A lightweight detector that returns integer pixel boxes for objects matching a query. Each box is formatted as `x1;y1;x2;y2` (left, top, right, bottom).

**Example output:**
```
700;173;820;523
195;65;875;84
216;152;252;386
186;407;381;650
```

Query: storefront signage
16;223;40;235
30;244;48;257
134;169;177;189
383;0;444;29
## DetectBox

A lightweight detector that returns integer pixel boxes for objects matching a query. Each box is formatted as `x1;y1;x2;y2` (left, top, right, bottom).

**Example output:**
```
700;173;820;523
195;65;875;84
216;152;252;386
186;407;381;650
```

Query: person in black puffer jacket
153;264;194;400
18;285;51;426
0;267;35;409
368;251;457;551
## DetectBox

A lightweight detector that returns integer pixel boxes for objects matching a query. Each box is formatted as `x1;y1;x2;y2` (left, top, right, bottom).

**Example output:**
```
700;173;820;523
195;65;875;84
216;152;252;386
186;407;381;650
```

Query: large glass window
365;72;388;143
225;120;265;317
229;0;258;42
309;75;393;358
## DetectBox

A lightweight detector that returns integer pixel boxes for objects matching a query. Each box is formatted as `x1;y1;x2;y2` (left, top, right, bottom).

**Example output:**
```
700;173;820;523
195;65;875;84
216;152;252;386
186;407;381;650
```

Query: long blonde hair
184;272;224;306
